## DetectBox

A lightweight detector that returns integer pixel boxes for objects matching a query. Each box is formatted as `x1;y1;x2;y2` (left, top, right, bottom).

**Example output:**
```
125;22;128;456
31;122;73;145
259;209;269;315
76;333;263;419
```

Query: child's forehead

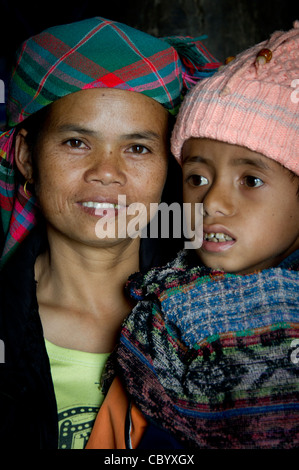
182;137;279;172
183;137;260;159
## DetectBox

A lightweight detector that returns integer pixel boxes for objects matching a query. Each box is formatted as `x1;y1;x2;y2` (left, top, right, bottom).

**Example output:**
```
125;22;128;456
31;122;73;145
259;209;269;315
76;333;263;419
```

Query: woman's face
16;88;169;247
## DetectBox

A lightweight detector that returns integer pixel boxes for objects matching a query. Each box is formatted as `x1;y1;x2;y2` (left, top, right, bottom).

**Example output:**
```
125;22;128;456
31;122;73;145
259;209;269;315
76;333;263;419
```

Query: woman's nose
203;181;235;217
84;151;126;186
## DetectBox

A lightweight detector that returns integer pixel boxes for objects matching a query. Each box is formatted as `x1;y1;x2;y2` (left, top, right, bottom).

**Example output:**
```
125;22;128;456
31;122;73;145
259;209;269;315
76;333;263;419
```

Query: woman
0;16;220;448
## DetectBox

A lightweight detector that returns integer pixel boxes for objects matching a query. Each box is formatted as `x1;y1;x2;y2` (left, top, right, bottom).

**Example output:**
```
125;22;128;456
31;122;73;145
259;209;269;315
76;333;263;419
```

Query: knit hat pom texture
171;21;299;175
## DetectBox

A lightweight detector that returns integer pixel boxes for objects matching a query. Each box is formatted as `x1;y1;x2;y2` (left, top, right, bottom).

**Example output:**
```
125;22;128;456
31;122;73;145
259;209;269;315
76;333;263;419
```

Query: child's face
182;138;299;274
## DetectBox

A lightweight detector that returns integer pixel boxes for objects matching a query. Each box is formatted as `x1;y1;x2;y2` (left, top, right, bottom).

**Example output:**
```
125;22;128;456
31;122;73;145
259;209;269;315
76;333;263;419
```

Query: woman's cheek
35;176;70;216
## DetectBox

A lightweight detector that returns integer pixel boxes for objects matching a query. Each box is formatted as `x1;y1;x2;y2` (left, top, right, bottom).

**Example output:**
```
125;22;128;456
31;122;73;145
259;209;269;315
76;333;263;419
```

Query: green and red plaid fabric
0;16;220;266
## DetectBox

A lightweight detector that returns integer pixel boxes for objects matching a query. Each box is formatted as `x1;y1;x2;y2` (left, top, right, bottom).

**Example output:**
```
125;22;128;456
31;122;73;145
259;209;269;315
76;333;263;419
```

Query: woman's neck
35;230;140;353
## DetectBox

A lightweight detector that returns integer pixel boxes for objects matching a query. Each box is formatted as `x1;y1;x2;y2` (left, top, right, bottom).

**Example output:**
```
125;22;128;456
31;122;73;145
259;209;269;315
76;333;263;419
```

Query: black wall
1;0;297;63
0;0;298;124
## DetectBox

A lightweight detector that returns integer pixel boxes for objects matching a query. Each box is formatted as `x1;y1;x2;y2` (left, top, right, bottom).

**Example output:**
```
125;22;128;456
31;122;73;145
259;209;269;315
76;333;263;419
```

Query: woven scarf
105;249;299;448
0;16;220;267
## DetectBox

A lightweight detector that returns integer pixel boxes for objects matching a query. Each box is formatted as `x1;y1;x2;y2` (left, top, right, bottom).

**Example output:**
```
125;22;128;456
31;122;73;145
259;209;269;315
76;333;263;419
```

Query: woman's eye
187;174;209;187
127;145;149;155
65;139;87;149
242;176;264;188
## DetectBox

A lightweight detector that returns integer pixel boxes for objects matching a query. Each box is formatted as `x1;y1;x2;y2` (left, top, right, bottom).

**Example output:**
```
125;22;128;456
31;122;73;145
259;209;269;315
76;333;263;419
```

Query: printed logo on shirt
58;406;98;449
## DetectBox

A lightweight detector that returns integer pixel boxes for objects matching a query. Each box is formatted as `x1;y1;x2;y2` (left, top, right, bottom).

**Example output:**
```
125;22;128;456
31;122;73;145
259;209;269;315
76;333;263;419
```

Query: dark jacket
0;226;179;448
0;229;58;448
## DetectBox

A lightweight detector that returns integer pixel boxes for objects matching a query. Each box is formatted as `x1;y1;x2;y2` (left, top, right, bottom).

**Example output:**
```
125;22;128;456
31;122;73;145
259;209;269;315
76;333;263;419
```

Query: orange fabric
85;376;148;449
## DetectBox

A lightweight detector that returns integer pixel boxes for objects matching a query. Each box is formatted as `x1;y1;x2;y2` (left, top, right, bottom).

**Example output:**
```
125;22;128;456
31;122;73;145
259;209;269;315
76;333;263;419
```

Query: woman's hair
17;106;50;152
13;106;51;193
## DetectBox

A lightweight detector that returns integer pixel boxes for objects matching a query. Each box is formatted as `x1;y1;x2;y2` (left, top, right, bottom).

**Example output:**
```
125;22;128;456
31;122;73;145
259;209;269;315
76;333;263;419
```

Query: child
86;23;299;449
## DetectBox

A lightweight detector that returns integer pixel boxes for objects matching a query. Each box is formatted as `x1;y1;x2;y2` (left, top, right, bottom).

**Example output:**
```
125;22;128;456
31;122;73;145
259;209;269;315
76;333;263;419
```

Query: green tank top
45;339;110;449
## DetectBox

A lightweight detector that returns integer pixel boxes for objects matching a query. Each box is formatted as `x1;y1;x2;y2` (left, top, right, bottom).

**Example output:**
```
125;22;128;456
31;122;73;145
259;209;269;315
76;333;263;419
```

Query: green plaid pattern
0;16;220;266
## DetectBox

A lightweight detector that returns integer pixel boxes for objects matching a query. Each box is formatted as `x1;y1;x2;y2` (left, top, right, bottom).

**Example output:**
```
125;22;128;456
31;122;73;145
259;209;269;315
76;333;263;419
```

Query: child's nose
202;182;235;217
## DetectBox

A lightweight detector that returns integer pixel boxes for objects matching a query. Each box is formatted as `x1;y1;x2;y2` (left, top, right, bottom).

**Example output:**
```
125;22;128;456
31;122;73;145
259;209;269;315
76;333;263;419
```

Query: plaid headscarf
0;16;220;266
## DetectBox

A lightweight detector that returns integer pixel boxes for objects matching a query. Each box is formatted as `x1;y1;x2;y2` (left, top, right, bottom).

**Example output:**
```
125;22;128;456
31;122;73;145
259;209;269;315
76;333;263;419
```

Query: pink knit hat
171;21;299;175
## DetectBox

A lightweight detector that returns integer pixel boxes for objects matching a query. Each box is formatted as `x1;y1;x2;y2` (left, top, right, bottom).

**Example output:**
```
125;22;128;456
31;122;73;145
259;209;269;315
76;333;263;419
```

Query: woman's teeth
82;202;121;209
204;232;233;242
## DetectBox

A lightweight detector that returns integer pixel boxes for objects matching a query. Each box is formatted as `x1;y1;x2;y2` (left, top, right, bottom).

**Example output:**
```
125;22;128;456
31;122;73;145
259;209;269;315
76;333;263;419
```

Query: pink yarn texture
171;21;299;175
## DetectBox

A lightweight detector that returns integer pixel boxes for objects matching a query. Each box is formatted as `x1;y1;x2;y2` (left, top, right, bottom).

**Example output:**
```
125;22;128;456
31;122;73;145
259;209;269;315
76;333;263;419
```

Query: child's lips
203;225;235;240
202;226;236;252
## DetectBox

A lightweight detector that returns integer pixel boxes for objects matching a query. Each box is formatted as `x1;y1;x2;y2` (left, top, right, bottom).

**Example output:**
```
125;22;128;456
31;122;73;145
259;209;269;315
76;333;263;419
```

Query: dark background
0;0;298;125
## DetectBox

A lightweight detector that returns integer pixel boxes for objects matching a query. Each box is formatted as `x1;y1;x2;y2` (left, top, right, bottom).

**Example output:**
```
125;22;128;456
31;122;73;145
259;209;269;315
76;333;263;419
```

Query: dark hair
13;106;51;190
284;166;299;198
16;106;50;153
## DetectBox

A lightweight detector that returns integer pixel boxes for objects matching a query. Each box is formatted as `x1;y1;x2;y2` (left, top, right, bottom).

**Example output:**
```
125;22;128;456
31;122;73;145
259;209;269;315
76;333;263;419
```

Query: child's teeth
216;232;226;240
206;232;215;239
205;232;233;242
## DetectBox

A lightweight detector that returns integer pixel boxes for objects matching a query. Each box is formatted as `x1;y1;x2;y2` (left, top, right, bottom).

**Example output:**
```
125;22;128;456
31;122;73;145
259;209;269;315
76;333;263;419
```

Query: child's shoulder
123;249;299;353
278;248;299;271
126;248;299;302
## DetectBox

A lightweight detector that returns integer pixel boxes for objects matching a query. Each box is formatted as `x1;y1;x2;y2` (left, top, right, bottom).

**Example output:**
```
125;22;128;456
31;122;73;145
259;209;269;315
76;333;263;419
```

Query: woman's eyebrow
54;125;161;142
55;124;98;136
120;131;161;142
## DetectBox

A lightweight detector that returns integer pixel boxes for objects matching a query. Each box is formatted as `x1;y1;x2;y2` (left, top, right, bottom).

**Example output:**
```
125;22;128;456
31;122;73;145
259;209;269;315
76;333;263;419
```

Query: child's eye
187;175;209;187
126;145;150;155
242;176;264;188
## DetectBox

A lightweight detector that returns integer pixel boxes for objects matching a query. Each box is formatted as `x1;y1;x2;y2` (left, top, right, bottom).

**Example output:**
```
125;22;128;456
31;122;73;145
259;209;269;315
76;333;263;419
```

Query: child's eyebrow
182;155;206;164
183;155;272;172
231;157;272;171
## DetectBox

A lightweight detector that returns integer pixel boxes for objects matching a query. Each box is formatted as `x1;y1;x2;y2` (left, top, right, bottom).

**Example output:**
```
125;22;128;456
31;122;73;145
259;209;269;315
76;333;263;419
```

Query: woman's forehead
44;88;169;135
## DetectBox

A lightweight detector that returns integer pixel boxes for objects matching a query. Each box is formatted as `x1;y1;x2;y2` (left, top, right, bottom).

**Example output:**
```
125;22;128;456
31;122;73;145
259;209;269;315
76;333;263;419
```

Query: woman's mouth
82;201;122;210
79;201;126;217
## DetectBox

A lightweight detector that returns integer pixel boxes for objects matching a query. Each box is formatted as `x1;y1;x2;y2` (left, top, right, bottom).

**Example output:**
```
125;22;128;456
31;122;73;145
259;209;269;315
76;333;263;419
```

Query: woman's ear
14;128;34;182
